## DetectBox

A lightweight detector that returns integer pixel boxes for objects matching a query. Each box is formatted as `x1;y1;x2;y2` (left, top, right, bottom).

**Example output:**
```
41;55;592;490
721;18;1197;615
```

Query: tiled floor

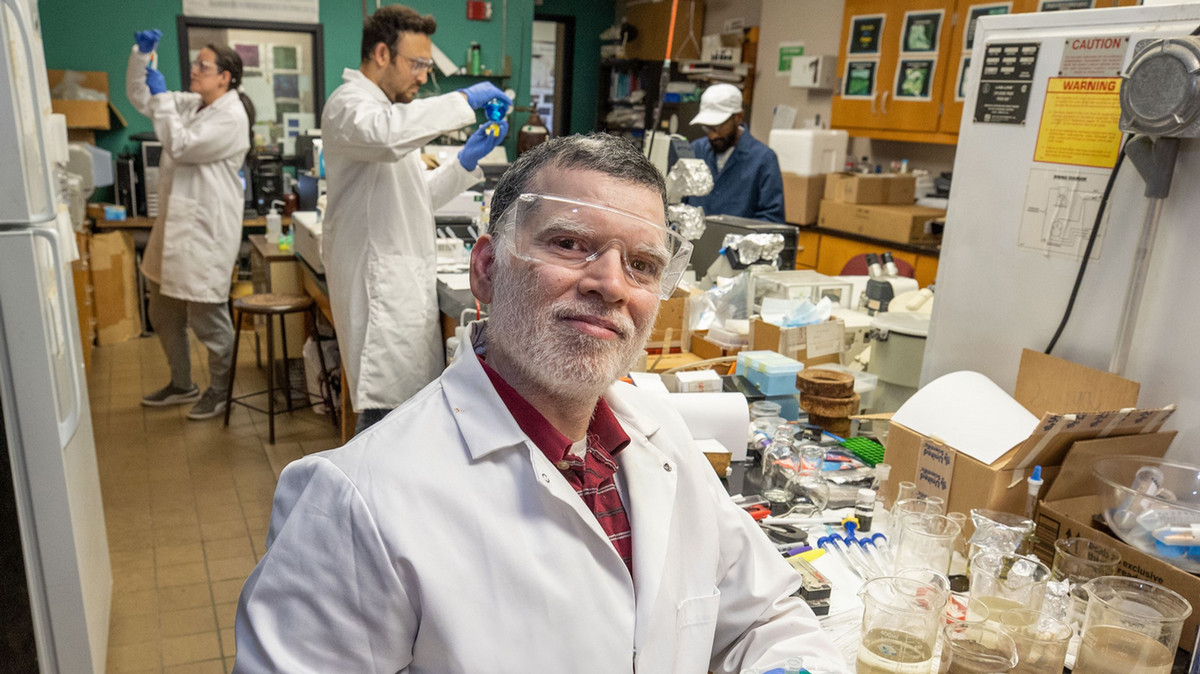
88;333;340;673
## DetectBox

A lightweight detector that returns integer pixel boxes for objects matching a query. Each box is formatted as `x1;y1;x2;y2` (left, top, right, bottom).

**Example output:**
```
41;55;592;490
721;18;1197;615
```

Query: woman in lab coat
126;30;252;420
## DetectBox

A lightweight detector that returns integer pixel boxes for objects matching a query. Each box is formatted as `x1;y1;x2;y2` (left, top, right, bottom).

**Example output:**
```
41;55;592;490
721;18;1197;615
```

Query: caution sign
1033;77;1123;168
1060;36;1129;77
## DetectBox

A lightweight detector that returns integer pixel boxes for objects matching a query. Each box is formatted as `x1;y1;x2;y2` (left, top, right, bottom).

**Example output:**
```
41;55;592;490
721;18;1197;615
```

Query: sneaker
187;388;228;421
142;383;201;407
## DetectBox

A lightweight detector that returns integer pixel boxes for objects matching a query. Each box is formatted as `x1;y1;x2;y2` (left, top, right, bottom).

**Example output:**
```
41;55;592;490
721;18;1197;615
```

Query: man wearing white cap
684;83;785;222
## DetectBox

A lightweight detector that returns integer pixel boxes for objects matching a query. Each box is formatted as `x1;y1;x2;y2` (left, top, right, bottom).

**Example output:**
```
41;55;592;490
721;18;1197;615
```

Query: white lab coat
320;68;481;412
234;322;850;674
126;48;250;303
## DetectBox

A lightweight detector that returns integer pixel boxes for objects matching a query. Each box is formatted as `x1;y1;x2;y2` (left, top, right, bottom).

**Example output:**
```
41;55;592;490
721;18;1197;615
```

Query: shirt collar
342;67;391;105
478;354;630;464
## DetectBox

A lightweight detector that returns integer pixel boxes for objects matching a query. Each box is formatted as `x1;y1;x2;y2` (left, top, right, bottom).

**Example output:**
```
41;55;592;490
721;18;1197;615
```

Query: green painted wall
38;0;535;159
536;0;614;136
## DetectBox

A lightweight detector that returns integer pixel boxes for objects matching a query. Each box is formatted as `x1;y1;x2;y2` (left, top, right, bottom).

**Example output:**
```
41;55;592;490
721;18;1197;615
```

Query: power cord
1044;133;1132;355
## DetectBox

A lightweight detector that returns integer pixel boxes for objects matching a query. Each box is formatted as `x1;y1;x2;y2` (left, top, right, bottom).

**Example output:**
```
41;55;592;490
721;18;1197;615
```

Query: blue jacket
684;128;785;223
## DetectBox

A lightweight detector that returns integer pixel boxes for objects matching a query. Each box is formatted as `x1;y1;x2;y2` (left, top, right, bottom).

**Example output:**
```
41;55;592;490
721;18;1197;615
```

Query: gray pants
147;280;234;393
354;408;392;436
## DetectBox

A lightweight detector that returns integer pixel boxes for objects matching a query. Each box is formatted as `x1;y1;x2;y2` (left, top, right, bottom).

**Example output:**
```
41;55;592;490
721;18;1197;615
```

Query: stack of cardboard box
817;173;944;244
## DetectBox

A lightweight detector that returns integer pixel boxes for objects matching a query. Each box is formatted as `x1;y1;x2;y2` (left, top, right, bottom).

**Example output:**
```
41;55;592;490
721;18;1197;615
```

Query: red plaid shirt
480;360;634;575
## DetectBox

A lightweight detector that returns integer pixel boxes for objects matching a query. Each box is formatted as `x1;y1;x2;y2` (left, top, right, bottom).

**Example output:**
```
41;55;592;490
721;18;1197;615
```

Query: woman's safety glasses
496;193;693;300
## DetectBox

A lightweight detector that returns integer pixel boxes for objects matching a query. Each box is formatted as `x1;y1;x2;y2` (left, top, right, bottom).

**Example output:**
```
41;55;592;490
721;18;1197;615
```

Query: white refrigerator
0;0;112;671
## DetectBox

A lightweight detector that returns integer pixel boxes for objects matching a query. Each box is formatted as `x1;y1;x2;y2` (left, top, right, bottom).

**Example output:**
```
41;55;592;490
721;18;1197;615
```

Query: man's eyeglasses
495;193;692;300
190;59;219;74
395;53;435;75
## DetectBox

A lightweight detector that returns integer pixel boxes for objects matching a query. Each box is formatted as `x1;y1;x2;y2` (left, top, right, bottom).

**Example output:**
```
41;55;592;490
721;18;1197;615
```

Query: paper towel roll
665;392;750;461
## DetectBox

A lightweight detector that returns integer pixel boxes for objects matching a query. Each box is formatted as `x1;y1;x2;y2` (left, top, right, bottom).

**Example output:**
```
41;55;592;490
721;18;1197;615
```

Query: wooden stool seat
233;293;314;315
224;292;336;443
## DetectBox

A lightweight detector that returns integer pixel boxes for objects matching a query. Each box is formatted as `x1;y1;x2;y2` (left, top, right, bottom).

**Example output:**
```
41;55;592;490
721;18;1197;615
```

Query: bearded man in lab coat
234;134;850;674
321;4;510;434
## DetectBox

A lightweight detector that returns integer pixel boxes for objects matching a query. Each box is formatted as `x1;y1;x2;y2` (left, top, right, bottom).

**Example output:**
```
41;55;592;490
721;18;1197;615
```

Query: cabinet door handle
881;90;889;115
871;90;879;115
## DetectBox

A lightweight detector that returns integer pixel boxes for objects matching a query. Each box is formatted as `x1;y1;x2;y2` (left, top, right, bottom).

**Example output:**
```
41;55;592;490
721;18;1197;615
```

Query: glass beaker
857;576;947;673
969;553;1051;618
1075;576;1193;674
893;512;961;575
1051;537;1122;630
999;608;1072;674
896;481;918;504
889;498;946;537
944;592;990;626
939;622;1018;673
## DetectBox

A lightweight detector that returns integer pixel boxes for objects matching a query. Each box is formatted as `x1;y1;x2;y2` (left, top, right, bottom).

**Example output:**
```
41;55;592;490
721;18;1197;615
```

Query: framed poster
955;55;971;101
843;60;878;98
901;10;944;53
848;15;885;55
895;59;936;100
965;3;1011;51
234;42;261;68
1039;0;1094;10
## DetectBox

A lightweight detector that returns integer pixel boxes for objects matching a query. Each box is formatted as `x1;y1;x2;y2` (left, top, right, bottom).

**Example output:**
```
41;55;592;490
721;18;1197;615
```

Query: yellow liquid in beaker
856;628;935;673
1074;625;1174;674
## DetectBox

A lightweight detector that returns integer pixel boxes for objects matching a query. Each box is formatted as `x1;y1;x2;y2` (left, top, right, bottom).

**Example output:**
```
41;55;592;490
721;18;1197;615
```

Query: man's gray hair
487;133;668;235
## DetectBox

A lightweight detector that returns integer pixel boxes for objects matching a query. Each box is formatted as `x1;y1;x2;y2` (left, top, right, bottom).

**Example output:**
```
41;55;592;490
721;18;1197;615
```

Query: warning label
1060;36;1129;77
1033;77;1123;168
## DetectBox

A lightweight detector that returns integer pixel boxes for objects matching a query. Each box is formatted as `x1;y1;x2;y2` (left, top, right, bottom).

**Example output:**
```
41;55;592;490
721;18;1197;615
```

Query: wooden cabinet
833;0;957;142
796;229;821;269
797;228;940;287
834;0;1138;142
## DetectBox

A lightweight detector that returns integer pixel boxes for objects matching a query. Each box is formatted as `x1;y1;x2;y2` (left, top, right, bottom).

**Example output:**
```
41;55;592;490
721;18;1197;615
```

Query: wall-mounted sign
183;0;319;23
778;42;805;76
901;10;944;53
849;15;885;55
895;59;937;100
966;3;1011;51
1039;0;1094;10
843;60;878;98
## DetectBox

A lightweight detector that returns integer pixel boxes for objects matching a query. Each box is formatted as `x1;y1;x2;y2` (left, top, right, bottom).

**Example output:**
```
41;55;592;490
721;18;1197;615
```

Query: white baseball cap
690;84;743;127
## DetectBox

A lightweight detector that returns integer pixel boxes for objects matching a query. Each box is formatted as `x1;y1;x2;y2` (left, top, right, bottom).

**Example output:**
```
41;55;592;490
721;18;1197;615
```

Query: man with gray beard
233;134;849;674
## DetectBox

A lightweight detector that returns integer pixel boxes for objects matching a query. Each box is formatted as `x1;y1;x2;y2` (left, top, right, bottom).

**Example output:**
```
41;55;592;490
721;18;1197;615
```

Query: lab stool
223;293;336;443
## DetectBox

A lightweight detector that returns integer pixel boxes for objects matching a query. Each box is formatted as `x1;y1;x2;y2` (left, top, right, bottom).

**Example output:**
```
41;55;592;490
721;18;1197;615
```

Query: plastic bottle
856;488;876;532
468;42;482;75
266;199;284;245
484;97;508;137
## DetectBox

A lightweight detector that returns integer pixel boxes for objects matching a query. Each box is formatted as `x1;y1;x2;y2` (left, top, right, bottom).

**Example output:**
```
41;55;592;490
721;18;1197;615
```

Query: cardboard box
624;0;706;61
47;70;125;130
818;200;944;244
1033;433;1200;653
823;173;917;205
782;173;826;225
884;350;1171;517
649;286;692;351
689;330;744;360
90;231;141;345
749;317;843;366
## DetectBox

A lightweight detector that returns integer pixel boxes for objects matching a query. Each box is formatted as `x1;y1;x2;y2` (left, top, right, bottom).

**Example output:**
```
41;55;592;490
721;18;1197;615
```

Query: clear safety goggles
495;193;693;300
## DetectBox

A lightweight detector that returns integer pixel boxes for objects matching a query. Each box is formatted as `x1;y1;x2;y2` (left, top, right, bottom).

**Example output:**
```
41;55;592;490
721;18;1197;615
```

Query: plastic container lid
870;311;931;338
750;400;783;418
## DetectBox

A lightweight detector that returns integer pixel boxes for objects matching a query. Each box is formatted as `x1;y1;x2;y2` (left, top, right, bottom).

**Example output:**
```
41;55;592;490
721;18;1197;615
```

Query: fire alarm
467;1;492;21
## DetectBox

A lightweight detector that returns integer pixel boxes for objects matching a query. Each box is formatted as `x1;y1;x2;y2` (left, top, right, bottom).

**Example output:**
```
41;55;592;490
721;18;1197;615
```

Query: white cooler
767;129;849;176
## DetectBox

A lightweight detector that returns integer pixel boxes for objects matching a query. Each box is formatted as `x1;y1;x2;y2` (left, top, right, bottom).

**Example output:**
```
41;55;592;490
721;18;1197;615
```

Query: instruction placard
778;42;805;76
1033;77;1123;168
974;42;1040;124
1018;166;1112;260
1060;36;1129;77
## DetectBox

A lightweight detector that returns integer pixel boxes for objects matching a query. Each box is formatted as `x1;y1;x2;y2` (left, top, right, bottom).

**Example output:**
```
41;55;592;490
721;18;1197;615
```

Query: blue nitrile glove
458;120;508;171
145;66;166;95
457;82;511;110
135;29;162;54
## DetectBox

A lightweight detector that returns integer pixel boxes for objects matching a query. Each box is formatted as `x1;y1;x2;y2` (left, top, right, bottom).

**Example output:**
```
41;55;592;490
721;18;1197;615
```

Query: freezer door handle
0;0;56;226
29;227;82;444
